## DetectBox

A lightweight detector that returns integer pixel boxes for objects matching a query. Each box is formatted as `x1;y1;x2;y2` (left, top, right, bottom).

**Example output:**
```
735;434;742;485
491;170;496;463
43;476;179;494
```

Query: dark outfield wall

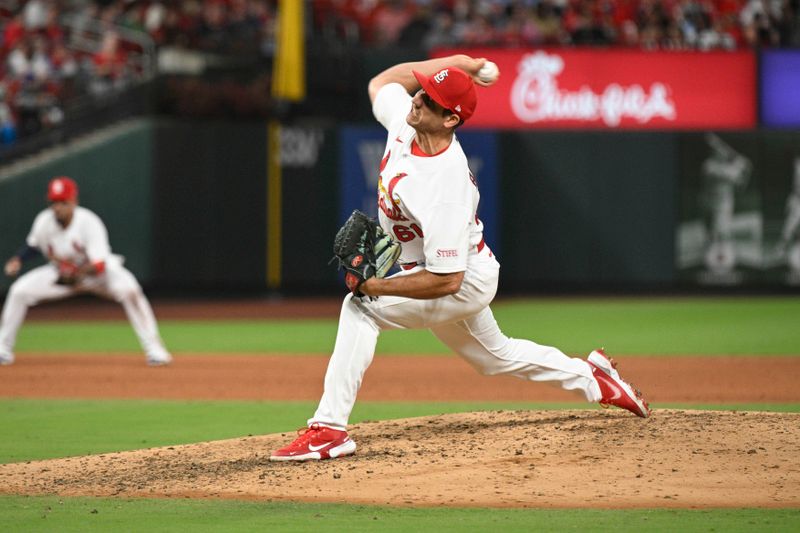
2;122;799;293
151;119;339;290
151;120;267;289
498;132;676;289
149;125;800;292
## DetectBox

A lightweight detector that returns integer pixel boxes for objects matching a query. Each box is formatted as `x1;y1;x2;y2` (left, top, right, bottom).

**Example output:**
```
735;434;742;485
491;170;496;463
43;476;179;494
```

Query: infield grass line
13;297;800;356
1;398;798;464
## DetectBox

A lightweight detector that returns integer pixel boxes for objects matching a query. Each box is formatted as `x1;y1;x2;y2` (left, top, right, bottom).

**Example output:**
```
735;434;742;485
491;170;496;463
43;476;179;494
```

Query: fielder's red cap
412;66;477;121
47;176;78;202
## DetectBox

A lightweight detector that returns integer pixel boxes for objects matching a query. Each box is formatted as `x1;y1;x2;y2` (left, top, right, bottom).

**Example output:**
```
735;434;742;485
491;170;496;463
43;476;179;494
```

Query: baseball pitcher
270;54;650;462
0;177;172;366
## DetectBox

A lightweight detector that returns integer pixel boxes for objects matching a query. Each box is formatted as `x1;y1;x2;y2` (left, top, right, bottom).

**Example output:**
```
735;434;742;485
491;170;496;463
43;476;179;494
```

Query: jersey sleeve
372;83;411;132
25;211;49;250
83;212;111;263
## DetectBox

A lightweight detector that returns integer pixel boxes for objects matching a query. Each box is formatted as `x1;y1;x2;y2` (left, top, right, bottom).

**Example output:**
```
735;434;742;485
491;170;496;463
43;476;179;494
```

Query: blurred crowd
3;0;800;146
313;0;800;50
1;0;276;145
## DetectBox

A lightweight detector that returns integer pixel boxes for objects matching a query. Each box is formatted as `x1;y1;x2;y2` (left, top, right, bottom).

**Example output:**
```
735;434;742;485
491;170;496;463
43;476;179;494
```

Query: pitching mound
1;409;798;508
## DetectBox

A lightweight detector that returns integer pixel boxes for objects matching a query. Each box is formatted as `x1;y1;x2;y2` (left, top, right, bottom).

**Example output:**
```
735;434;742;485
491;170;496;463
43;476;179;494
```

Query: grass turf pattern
1;398;798;464
13;297;800;356
0;496;798;532
4;297;798;530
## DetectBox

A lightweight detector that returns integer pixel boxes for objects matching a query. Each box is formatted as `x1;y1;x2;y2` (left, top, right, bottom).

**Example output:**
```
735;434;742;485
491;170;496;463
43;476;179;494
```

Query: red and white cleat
270;423;357;461
587;349;651;418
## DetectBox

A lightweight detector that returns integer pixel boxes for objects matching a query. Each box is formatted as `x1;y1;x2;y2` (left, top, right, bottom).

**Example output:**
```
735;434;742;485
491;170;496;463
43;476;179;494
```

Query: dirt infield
1;355;799;508
2;297;798;508
1;354;799;403
1;410;798;508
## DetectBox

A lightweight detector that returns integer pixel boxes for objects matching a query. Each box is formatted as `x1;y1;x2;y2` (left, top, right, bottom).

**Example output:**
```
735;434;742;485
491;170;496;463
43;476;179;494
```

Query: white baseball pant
0;261;169;361
311;255;602;430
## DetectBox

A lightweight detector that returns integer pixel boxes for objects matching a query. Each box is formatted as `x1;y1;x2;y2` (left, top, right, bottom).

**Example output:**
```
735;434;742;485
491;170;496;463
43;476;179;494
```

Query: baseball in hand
477;61;499;83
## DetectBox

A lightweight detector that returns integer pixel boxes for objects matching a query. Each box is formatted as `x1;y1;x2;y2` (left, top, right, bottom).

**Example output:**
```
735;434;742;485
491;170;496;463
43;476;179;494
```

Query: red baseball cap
412;67;477;121
47;176;78;202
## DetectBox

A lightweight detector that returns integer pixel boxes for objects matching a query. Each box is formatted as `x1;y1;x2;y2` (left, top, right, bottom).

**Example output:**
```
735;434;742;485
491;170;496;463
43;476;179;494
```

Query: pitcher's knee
7;282;37;306
473;344;520;377
115;287;142;304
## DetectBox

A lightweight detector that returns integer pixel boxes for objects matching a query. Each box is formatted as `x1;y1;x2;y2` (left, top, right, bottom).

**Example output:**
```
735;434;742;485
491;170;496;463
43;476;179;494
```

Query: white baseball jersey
27;206;115;268
372;83;487;273
308;82;604;431
0;205;170;364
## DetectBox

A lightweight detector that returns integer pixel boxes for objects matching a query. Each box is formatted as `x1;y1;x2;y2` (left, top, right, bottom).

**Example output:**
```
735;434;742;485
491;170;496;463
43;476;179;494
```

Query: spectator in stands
309;0;800;51
143;2;167;44
532;0;569;44
0;82;17;145
422;10;461;49
461;13;497;45
6;37;49;82
3;13;26;50
22;0;48;32
565;0;616;45
88;30;129;96
776;0;800;46
41;2;65;44
398;5;433;47
197;0;229;52
370;0;416;47
3;0;800;148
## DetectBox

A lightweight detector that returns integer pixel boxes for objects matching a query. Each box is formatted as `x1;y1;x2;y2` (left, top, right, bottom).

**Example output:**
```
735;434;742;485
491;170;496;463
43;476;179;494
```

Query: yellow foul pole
267;0;305;288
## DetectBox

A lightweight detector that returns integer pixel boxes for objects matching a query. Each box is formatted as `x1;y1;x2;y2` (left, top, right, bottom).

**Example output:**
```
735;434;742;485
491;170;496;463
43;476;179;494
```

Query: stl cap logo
53;181;64;193
455;105;462;112
351;255;363;267
433;69;449;83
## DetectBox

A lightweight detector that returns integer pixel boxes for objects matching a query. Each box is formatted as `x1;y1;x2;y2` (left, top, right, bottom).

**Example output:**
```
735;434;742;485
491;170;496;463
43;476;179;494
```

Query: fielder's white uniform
0;206;171;364
311;83;602;429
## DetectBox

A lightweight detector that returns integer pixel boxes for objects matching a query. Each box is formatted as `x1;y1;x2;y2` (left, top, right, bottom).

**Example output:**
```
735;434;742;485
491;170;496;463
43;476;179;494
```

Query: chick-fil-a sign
434;48;756;130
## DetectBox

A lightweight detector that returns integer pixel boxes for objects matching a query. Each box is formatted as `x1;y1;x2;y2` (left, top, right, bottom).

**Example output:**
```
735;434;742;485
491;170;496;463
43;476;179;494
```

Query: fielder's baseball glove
332;210;401;296
55;260;80;286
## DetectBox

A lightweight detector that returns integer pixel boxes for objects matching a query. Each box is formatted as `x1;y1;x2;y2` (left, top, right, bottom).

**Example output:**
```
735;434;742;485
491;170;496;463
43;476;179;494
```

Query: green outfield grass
4;296;799;531
0;399;600;463
1;496;798;533
1;399;798;464
14;297;800;355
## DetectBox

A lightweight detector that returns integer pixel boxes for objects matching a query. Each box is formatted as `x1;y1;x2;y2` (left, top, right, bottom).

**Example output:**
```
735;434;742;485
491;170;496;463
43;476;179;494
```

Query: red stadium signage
433;49;756;130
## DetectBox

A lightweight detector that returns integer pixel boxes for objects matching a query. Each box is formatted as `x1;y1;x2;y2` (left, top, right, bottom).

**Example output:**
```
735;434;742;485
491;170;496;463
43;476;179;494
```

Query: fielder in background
270;54;650;462
0;176;172;366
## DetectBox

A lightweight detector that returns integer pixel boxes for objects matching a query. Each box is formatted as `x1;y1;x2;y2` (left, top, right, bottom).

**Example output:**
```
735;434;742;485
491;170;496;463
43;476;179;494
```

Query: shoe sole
147;357;173;367
588;350;651;418
270;439;357;462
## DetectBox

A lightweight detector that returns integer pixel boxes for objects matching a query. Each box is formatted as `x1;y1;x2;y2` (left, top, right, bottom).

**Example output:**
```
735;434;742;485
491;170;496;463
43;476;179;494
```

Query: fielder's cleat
270;423;356;462
146;352;173;367
588;349;651;418
0;349;14;366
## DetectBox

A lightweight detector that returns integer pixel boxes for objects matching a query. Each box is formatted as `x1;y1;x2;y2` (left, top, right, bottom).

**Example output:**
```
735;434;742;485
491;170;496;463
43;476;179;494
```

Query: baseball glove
332;210;401;296
55;260;80;286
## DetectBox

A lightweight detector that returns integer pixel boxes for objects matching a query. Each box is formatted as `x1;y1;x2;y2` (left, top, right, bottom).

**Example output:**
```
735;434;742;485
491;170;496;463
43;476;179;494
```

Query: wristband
15;244;41;263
